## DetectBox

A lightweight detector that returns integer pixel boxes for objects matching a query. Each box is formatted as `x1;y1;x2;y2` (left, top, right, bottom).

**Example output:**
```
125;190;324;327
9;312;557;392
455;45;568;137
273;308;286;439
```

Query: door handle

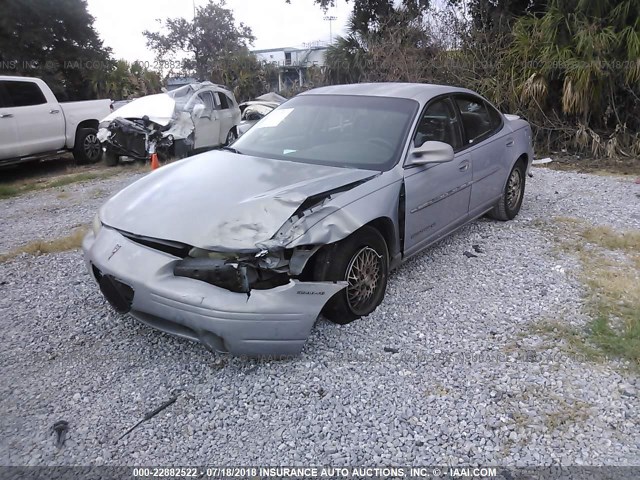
458;160;470;172
49;109;60;114
0;113;13;118
506;139;514;147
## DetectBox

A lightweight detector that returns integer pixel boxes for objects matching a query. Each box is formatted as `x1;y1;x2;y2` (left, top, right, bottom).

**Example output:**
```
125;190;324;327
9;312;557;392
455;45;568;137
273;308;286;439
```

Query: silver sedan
83;83;533;356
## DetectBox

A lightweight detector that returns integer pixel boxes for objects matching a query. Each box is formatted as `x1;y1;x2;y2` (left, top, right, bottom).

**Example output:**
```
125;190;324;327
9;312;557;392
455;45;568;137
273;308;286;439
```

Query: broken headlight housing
173;248;290;293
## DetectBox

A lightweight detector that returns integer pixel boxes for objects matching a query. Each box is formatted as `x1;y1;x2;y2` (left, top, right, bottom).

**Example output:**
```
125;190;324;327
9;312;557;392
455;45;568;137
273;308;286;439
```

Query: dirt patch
537;153;640;177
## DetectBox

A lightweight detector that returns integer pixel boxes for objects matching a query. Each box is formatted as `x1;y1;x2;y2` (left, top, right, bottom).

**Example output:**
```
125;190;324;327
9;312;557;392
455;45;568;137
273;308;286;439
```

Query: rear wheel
313;226;389;324
226;128;237;145
489;160;526;221
73;128;102;164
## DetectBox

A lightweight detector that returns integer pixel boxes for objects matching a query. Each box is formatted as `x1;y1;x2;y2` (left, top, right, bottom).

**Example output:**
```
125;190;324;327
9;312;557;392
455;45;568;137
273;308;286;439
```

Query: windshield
166;84;196;111
232;94;419;170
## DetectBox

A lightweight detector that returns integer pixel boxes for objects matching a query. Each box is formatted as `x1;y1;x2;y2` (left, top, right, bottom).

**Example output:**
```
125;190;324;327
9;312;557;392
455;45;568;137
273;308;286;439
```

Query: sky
86;0;351;64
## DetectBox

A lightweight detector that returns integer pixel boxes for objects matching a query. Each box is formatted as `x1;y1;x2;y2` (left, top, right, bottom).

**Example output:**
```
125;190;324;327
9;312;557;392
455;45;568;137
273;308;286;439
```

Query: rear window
2;80;47;107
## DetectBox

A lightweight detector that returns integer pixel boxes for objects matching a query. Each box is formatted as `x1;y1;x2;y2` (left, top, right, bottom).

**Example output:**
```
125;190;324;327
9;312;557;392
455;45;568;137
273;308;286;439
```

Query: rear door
403;97;472;256
453;94;509;215
0;82;20;160
2;79;66;156
192;91;220;149
216;91;236;143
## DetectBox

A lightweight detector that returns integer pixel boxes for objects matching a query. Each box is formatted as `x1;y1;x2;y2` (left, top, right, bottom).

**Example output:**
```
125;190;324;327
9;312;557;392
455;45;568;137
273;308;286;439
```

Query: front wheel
489;160;526;221
313;226;389;324
73;128;102;164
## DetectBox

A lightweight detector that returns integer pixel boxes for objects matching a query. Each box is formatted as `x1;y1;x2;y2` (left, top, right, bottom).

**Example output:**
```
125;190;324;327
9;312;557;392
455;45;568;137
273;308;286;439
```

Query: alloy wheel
506;168;522;211
346;246;383;314
84;133;101;162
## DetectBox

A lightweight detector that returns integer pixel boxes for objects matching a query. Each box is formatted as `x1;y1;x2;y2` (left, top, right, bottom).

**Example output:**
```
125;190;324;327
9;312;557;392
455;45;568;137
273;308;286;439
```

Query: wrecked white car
97;82;241;166
84;83;533;356
238;100;281;137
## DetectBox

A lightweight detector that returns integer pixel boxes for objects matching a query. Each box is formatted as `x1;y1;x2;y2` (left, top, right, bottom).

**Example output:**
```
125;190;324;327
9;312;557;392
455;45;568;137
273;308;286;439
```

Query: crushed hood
101;93;176;126
100;151;377;251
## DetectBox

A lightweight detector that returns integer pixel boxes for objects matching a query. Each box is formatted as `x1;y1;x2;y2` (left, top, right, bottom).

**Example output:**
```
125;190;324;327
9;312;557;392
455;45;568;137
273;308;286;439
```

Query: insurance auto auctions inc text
252;466;497;478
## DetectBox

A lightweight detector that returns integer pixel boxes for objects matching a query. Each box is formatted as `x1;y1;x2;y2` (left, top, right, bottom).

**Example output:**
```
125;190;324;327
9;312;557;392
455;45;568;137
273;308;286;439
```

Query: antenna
323;15;337;44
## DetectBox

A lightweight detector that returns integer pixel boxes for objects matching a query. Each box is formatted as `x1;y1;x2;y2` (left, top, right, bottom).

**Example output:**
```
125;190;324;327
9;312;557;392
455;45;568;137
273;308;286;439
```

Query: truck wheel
313;226;389;324
104;151;119;167
73;128;102;164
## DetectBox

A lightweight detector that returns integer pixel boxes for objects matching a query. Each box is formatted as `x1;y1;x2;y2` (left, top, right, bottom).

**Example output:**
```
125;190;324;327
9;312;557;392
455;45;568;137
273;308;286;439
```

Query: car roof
239;101;280;107
300;82;477;101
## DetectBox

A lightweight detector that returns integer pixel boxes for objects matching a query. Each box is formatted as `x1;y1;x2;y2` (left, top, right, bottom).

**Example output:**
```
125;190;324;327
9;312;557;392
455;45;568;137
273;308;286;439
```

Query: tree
325;17;371;84
102;60;162;100
448;0;546;32
143;0;255;82
287;0;429;32
511;0;640;156
0;0;112;100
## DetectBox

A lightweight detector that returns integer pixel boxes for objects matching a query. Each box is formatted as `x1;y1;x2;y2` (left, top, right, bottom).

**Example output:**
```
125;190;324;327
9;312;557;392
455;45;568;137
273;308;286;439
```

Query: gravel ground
0;167;638;466
0;171;146;253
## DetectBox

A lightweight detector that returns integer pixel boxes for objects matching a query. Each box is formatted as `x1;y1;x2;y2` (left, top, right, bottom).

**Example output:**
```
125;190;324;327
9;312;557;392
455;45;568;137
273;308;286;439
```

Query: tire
225;128;237;145
313;226;389;324
73;128;102;164
104;150;119;167
489;160;526;221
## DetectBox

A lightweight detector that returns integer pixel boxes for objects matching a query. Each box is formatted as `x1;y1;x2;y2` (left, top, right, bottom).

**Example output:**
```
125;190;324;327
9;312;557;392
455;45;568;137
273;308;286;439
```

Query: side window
3;81;47;107
0;82;10;108
197;92;214;117
224;94;235;108
218;93;229;110
486;102;503;131
413;99;461;150
212;92;221;109
454;96;500;145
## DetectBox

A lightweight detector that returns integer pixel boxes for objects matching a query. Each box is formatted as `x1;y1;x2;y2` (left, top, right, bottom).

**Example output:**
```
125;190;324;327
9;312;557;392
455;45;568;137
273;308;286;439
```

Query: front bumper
83;226;346;356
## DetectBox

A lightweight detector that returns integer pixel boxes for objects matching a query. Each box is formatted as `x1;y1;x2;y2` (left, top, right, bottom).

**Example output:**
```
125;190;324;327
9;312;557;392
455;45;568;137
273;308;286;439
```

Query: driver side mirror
407;141;454;166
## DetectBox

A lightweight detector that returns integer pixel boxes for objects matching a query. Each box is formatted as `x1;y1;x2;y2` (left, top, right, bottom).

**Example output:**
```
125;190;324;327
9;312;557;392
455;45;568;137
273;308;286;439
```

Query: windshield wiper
221;146;242;154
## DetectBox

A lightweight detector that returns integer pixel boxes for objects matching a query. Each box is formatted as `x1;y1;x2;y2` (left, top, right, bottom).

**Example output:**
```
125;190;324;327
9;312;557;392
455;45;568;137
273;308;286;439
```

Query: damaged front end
169;176;376;296
173;245;320;295
100;116;179;161
98;91;196;161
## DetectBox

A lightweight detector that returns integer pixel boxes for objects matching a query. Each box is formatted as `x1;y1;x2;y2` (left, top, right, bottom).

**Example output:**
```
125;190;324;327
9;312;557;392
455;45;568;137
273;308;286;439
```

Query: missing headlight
173;258;289;293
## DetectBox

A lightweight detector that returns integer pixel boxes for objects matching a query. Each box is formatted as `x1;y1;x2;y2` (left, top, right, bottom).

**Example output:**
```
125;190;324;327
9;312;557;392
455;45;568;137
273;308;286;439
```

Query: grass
543;396;592;431
537;217;640;370
0;165;147;200
0;227;88;263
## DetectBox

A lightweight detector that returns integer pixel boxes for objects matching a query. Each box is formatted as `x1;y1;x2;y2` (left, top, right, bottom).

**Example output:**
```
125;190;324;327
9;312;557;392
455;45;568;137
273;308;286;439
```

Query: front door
0;82;20;160
193;91;220;149
1;80;65;157
403;97;471;257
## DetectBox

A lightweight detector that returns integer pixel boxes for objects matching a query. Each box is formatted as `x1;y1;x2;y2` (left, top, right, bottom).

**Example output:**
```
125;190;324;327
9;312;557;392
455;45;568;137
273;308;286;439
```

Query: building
252;43;328;92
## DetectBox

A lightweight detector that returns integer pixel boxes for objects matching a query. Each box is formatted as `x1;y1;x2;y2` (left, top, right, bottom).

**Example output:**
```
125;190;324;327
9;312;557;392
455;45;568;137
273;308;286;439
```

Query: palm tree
512;0;640;123
325;15;372;84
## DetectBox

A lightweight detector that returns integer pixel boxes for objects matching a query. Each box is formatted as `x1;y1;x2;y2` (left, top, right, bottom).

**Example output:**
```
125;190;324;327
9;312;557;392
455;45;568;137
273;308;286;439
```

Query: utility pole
323;15;337;44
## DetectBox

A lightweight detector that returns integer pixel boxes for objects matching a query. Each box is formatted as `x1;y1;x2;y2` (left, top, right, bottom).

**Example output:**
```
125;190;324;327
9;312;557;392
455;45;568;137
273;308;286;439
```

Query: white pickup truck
0;76;112;166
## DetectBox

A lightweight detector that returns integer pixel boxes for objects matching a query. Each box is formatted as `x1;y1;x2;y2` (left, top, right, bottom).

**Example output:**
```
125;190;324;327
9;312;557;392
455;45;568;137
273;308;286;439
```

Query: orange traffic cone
150;153;160;170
